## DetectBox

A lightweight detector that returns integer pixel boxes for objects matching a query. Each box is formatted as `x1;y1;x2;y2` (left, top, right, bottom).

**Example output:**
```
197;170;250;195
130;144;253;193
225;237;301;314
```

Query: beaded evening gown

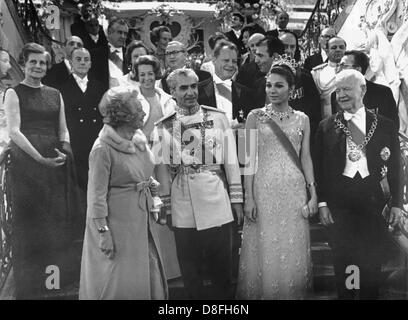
236;106;313;300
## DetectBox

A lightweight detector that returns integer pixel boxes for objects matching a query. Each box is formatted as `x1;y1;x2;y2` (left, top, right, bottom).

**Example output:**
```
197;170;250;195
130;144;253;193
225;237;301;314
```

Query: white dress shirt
343;107;369;179
108;43;124;88
213;73;236;126
89;33;99;44
321;50;328;63
232;29;241;40
72;74;88;93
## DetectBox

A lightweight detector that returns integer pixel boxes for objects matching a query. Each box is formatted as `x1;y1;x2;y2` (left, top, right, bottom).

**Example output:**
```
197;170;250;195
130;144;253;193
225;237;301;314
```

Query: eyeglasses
321;34;334;39
165;50;185;56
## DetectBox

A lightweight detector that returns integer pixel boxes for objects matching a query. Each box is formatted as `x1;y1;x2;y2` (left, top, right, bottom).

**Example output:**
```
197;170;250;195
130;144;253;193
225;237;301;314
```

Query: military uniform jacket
153;105;243;231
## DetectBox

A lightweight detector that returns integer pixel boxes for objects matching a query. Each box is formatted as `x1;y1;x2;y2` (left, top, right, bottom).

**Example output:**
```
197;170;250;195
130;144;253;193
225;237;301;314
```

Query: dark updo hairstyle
133;55;162;80
20;42;46;64
267;65;295;87
125;40;149;65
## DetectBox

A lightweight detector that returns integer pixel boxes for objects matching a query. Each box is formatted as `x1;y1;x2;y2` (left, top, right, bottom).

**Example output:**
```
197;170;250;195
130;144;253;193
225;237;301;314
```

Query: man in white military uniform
312;36;346;118
152;68;244;299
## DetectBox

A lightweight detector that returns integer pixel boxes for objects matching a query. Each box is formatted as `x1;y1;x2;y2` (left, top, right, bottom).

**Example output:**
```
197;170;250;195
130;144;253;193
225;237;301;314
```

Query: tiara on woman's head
269;54;299;74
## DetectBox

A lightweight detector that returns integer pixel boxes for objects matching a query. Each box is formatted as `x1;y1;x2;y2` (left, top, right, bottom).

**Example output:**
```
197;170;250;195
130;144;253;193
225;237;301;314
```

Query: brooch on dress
380;147;391;161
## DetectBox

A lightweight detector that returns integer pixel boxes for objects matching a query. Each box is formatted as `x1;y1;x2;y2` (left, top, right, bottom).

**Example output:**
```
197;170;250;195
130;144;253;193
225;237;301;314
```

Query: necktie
347;119;365;146
109;49;123;71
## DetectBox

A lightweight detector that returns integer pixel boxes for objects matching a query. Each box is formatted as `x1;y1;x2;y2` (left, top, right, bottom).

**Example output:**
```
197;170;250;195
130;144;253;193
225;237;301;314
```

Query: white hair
335;69;366;87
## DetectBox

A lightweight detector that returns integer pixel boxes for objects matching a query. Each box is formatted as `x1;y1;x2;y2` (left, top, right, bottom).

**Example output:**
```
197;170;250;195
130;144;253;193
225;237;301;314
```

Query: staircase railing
0;147;12;293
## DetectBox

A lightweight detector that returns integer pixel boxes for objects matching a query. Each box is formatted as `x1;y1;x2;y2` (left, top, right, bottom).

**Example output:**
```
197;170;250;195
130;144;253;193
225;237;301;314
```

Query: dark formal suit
225;30;246;56
59;75;105;191
331;80;400;130
253;67;322;136
71;20;108;51
42;61;71;90
197;76;254;122
304;51;324;72
161;69;212;94
235;61;264;90
314;110;403;299
88;44;128;92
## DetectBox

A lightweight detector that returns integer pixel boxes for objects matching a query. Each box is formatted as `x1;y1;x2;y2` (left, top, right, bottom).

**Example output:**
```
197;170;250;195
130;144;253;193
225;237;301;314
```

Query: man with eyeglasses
43;36;84;90
330;50;399;129
159;41;212;94
304;27;336;71
312;36;346;118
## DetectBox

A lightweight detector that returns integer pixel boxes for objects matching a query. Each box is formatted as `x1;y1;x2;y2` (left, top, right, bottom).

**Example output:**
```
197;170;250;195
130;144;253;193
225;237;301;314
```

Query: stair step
311;241;333;266
310;222;328;243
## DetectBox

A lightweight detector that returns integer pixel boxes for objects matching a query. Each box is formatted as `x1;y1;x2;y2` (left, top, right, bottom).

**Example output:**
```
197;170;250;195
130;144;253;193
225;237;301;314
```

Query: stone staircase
1;221;406;300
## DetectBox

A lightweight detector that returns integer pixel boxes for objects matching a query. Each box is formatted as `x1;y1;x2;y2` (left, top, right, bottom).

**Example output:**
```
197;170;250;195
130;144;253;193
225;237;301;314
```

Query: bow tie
343;109;364;121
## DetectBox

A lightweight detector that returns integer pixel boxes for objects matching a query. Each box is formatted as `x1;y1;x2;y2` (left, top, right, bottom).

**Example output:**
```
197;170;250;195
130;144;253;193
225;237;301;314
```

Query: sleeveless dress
9;84;82;299
236;108;313;300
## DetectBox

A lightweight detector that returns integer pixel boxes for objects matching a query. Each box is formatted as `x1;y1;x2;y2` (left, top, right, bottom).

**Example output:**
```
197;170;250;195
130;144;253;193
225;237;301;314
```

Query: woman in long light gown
236;65;318;300
79;87;168;299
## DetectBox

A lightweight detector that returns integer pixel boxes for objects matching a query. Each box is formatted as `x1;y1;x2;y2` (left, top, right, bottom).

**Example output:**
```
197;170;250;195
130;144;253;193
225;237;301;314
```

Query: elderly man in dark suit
331;50;400;130
159;41;212;94
314;69;403;300
59;47;105;193
304;26;336;71
88;17;129;91
42;36;83;89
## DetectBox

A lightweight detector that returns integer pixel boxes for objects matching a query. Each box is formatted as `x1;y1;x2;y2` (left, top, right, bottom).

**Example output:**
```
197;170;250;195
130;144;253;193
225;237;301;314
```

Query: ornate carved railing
299;0;348;58
0;148;12;293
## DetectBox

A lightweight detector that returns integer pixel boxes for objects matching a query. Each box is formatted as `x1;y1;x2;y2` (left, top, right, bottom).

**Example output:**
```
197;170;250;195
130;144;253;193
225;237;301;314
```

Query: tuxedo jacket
304;52;324;72
161;69;212;94
313;110;403;209
42;61;71;90
197;77;254;121
88;44;128;91
225;30;246;56
70;20;108;51
330;80;400;130
235;61;263;90
59;75;105;187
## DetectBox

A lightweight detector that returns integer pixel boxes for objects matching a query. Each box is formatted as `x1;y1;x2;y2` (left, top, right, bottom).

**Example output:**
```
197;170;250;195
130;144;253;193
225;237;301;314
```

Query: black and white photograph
0;0;407;306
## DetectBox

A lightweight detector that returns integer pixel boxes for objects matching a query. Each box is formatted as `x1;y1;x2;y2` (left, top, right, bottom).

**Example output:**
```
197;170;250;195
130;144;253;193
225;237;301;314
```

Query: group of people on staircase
0;3;404;301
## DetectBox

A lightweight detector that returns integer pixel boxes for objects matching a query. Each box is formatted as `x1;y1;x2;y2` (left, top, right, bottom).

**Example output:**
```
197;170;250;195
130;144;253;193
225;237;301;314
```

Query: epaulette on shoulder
201;105;226;114
154;110;177;126
312;62;328;72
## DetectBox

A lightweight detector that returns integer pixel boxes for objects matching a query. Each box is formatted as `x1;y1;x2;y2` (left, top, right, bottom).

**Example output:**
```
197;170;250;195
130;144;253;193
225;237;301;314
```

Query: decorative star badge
380;147;391;161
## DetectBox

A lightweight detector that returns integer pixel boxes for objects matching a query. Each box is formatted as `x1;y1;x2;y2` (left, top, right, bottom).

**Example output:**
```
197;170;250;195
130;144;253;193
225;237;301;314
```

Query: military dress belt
178;164;222;175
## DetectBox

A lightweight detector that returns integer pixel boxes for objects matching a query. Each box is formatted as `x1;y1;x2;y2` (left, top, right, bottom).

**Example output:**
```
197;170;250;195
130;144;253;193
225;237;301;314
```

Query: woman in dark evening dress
4;43;81;299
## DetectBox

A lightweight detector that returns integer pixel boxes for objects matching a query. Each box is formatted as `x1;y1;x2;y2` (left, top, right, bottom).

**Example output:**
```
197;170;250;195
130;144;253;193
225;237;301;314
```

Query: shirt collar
213;72;232;86
109;43;122;53
72;73;88;83
344;107;365;121
176;104;200;116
